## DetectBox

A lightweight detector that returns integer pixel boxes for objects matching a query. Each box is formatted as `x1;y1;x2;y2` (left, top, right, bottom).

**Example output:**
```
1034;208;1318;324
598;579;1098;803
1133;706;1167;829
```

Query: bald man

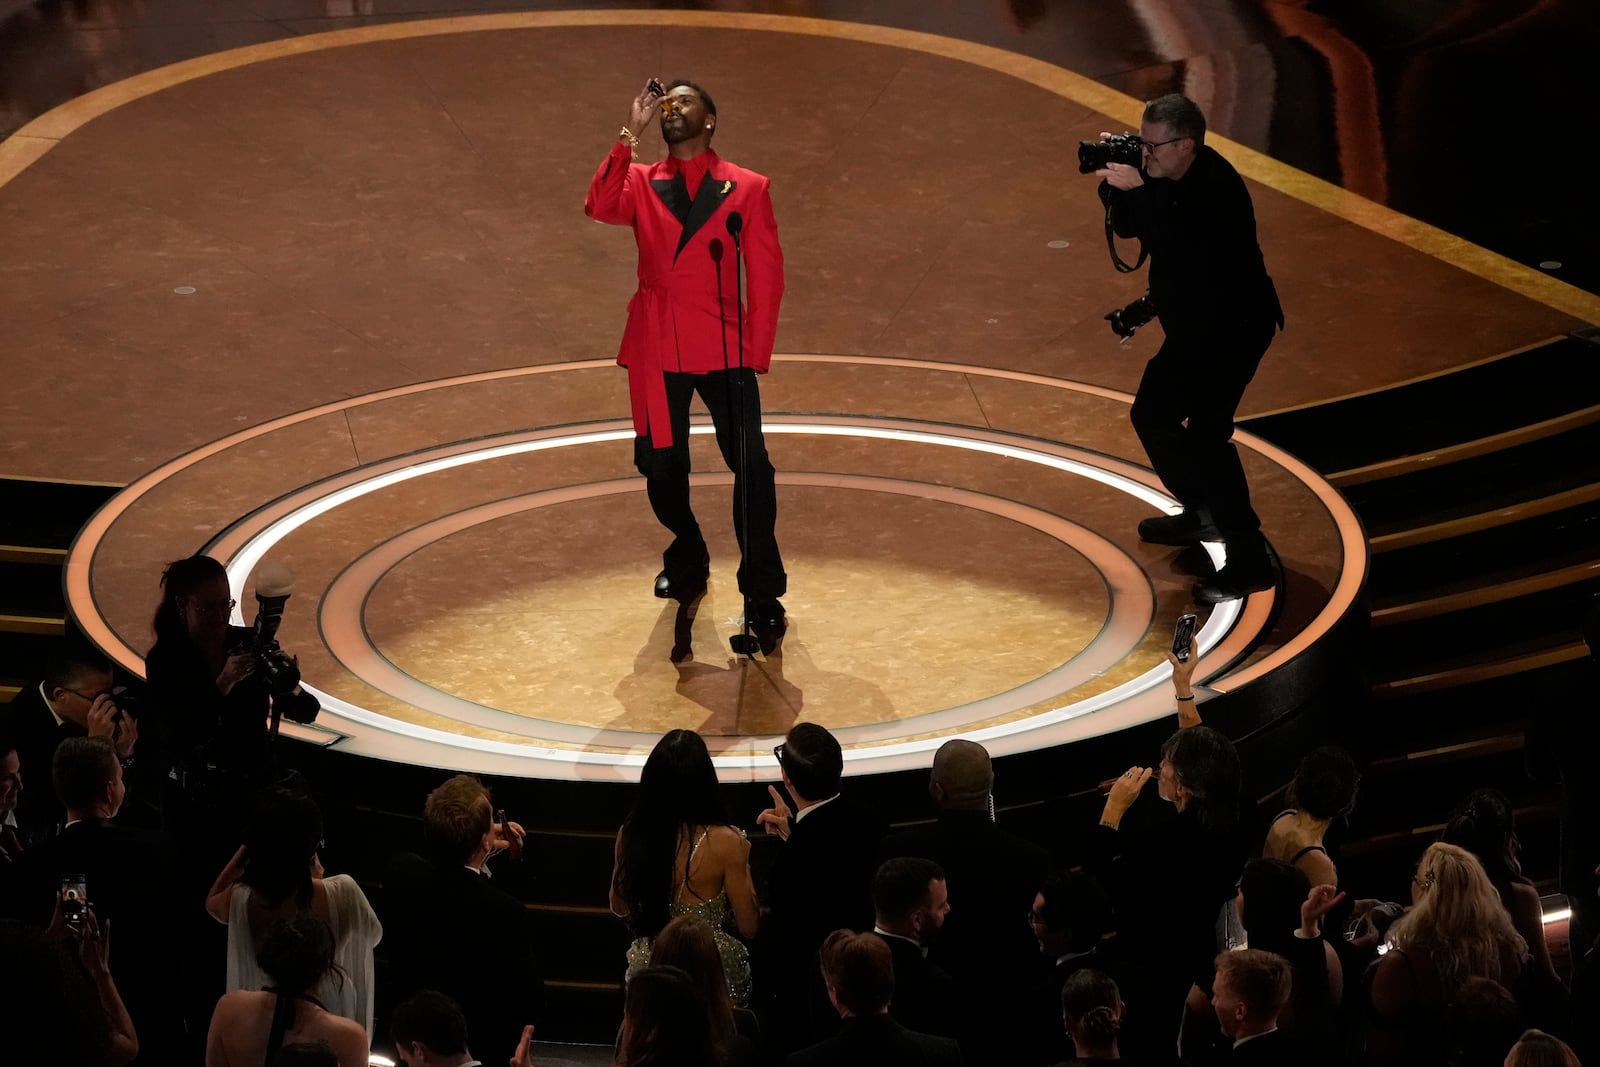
878;740;1050;1065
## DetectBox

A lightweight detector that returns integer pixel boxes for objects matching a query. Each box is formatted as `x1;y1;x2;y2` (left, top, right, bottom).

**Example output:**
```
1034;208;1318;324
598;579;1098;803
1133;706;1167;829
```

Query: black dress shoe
1193;559;1275;603
1138;511;1222;546
653;556;710;603
748;599;786;656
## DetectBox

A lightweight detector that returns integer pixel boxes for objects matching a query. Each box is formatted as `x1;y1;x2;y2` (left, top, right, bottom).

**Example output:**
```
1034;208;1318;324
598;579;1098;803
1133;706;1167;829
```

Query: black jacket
785;1013;963;1067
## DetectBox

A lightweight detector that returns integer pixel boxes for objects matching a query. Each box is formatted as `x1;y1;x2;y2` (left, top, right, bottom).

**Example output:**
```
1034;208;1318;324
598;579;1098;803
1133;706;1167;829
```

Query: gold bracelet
619;125;640;148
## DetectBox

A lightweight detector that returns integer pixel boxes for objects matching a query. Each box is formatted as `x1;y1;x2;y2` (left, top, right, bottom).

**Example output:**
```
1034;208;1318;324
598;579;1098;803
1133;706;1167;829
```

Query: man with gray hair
878;739;1049;1064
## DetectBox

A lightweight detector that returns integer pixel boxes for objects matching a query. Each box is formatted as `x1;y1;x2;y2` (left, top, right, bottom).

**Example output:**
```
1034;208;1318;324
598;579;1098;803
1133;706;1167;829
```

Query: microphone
725;211;743;247
708;237;724;263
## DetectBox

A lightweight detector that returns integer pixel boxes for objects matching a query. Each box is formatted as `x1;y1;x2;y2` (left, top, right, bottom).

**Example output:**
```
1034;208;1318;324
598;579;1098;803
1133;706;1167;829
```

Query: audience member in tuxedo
617;965;721;1067
1;646;137;841
145;555;318;867
755;722;886;1049
652;915;764;1067
785;930;963;1067
1059;967;1139;1064
869;856;970;1055
1210;950;1294;1065
1441;978;1525;1067
611;730;758;1003
10;737;187;1064
206;912;369;1067
1182;864;1343;1066
1367;843;1529;1067
1091;709;1246;1048
1441;789;1566;1012
878;738;1049;1058
381;774;542;1058
1504;1029;1583;1067
207;784;382;1032
1261;747;1359;890
390;990;482;1067
1013;870;1129;1066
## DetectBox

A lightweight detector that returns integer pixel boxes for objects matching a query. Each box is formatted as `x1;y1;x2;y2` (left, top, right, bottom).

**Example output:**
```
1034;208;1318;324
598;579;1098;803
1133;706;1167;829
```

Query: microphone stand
724;214;760;658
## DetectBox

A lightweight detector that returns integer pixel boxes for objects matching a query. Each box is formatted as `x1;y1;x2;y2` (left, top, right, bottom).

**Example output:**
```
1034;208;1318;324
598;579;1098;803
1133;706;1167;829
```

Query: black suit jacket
785;1013;963;1067
766;796;887;969
1228;1029;1297;1066
1;684;83;839
12;818;188;1063
380;851;545;1057
874;932;971;1053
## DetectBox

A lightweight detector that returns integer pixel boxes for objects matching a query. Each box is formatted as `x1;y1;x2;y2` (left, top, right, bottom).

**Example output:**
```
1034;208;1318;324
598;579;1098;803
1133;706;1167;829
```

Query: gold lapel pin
721;180;731;195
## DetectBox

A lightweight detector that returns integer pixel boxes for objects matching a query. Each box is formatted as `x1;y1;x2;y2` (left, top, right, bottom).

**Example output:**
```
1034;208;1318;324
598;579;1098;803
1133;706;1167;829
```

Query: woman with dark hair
610;730;758;1004
1442;788;1565;999
205;913;369;1067
1091;656;1247;1052
206;786;382;1030
615;965;720;1067
1060;968;1133;1063
1263;746;1360;888
146;555;319;839
652;916;762;1066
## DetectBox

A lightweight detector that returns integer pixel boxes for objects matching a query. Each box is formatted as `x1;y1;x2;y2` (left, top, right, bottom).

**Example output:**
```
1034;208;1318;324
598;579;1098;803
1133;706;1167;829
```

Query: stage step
1366;582;1598;676
1239;331;1600;472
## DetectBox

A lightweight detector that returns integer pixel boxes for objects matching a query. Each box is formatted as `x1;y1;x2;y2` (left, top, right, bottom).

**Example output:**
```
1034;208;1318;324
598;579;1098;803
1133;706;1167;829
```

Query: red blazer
585;142;785;448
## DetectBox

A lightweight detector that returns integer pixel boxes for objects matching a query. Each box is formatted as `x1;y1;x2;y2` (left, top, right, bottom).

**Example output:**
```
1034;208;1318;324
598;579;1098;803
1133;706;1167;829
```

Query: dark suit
874;932;971;1054
1227;1029;1297;1066
380;851;545;1058
761;795;887;1049
785;1013;963;1067
880;810;1049;1063
1;684;84;839
12;818;188;1065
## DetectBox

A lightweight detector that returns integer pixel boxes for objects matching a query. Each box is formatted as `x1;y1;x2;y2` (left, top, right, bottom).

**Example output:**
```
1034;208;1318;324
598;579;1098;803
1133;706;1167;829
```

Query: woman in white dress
206;786;382;1033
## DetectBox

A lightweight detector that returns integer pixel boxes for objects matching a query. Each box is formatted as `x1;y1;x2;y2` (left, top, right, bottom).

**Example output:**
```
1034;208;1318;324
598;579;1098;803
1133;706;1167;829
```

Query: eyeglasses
773;743;786;764
63;687;114;703
187;596;237;613
1026;911;1048;926
1141;136;1187;152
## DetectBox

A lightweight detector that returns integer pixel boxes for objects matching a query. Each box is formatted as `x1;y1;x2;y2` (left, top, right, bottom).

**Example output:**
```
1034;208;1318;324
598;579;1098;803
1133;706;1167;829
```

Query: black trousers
634;368;787;603
1129;320;1275;555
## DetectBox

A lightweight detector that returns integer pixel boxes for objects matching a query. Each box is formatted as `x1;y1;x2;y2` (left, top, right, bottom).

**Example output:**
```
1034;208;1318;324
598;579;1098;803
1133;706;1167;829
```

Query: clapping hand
1301;883;1346;937
757;784;792;841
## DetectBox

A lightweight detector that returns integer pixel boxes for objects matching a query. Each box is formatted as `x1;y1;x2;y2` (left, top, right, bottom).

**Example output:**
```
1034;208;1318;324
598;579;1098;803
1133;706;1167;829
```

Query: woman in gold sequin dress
610;730;760;1004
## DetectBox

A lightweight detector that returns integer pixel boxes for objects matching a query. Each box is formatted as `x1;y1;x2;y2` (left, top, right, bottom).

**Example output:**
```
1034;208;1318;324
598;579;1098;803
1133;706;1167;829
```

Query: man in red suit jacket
585;79;788;649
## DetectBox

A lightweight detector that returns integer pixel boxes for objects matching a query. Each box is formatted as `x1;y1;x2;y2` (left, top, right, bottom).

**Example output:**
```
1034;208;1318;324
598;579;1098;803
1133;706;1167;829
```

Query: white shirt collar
1234;1026;1278;1049
793;793;841;823
38;682;68;729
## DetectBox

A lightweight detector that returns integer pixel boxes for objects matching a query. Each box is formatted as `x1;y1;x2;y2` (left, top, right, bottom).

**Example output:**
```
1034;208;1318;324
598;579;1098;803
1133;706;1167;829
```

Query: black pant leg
1129;339;1205;508
636;372;707;581
1182;321;1274;547
696;368;787;602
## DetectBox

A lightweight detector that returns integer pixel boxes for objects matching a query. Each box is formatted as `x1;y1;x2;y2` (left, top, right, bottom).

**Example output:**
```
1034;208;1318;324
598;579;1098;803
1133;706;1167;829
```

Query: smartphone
61;873;88;926
1172;613;1198;662
647;78;666;97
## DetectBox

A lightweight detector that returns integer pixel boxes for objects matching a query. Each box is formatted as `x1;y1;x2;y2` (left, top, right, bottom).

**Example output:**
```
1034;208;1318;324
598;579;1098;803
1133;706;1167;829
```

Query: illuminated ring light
197;415;1247;779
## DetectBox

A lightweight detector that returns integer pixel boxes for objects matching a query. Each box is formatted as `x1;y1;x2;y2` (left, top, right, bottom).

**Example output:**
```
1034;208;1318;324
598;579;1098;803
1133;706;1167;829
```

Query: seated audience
1013;870;1125;1066
1504;1029;1583;1067
390;989;480;1067
12;736;186;1064
878;738;1048;1063
382;774;543;1057
785;930;962;1067
618;965;721;1067
1442;977;1525;1067
1367;842;1529;1067
869;856;969;1052
1;903;141;1065
207;784;382;1031
610;730;757;1003
1060;967;1134;1063
1211;949;1295;1065
1442;789;1566;1004
207;912;369;1067
1261;747;1360;889
652;915;764;1067
1;646;136;840
754;722;886;1049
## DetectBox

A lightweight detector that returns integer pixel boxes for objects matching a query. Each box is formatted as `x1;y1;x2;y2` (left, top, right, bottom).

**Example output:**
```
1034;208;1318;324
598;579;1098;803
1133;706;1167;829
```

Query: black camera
230;564;303;696
1106;293;1158;339
1078;132;1144;174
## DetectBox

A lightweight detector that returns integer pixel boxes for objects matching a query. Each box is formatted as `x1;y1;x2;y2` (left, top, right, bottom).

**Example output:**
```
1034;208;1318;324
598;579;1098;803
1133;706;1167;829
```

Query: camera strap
1103;203;1148;274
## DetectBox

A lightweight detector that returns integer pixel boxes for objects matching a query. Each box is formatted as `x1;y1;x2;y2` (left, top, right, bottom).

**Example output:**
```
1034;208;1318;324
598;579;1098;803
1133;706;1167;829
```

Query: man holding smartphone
1093;93;1283;603
584;78;788;653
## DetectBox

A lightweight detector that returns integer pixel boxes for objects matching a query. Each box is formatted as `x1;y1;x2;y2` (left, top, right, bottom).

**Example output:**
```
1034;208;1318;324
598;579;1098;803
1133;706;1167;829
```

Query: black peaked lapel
675;173;737;259
650;174;692;226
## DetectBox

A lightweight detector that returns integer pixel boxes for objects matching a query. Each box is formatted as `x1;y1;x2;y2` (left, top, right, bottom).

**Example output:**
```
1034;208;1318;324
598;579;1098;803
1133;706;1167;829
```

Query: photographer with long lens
145;555;319;856
1084;94;1284;603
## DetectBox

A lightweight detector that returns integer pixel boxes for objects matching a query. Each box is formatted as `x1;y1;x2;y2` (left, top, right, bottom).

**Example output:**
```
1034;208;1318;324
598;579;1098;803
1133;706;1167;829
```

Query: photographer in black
1090;94;1284;602
145;554;319;860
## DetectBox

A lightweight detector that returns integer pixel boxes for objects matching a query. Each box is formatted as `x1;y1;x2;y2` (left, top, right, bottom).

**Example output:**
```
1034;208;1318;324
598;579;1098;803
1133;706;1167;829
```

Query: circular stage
67;355;1362;780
